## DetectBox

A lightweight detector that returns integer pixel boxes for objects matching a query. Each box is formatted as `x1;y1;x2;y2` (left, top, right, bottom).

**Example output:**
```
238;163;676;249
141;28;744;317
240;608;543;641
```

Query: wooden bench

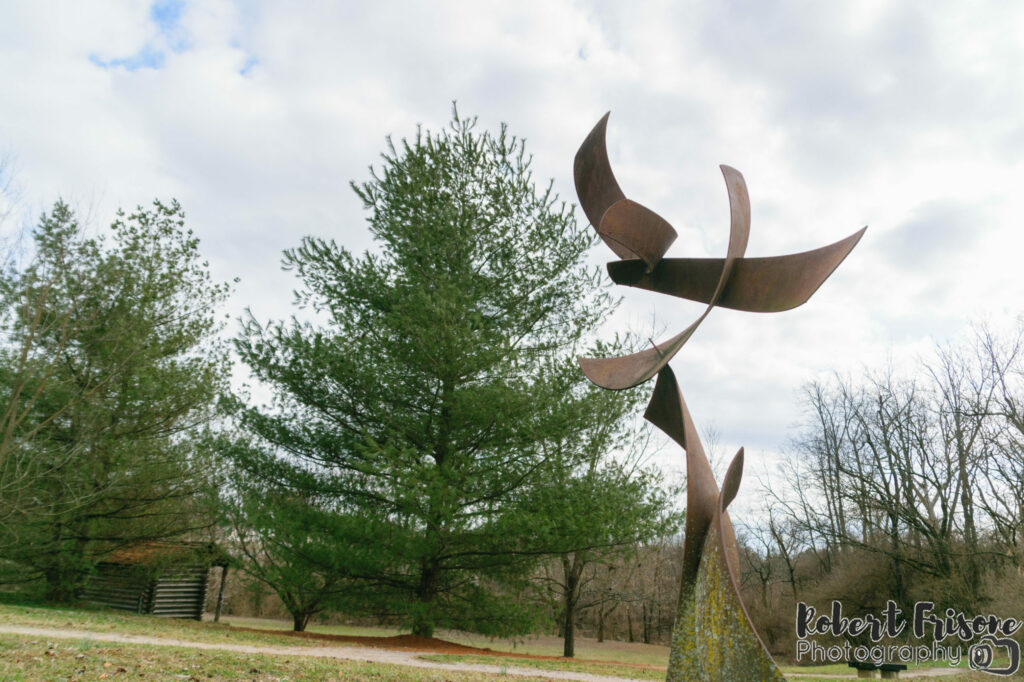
848;661;909;679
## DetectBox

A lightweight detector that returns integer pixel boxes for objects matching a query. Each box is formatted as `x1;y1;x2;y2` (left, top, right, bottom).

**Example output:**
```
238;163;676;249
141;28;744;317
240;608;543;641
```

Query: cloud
88;0;192;72
2;0;1023;495
875;199;983;268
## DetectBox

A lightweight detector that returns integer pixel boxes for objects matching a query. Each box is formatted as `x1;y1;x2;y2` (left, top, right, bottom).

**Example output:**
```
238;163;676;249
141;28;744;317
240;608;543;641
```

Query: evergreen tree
229;109;670;636
0;200;232;601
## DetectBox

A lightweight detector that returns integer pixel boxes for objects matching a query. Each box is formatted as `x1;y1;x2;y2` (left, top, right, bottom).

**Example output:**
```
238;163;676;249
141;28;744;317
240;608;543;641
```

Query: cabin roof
103;541;232;568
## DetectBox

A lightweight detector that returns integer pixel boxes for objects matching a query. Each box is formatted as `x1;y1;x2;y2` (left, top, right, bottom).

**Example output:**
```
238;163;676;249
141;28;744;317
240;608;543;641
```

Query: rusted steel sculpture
574;113;864;681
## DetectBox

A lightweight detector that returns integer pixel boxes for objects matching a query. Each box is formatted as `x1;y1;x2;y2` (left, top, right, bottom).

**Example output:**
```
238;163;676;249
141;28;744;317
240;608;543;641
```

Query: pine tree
0;200;232;601
229;109;669;636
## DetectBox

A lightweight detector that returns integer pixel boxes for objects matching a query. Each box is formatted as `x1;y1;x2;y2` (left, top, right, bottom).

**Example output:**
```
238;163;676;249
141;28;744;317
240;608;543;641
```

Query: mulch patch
233;626;662;669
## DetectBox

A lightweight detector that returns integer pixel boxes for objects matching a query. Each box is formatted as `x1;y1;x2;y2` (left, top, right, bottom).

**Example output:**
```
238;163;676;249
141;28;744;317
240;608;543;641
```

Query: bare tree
973;322;1024;564
759;324;1024;613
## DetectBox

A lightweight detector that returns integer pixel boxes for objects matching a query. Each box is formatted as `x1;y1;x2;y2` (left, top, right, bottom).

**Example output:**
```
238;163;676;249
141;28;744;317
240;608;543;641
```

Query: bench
848;661;909;679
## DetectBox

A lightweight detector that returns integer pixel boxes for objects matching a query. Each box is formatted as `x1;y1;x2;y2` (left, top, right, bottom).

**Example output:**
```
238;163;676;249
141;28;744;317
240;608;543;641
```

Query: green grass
434;631;670;665
425;654;992;681
779;662;852;674
788;675;988;681
217;615;406;638
0;634;555;681
0;603;324;648
779;660;992;681
0;603;999;681
778;648;1011;679
419;653;666;680
222;613;672;664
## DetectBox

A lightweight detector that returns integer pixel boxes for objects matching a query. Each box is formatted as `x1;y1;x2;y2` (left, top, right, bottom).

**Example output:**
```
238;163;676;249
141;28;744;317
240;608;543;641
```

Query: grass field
0;603;998;680
0;604;323;648
0;633;555;681
219;613;670;665
219;615;996;680
418;653;665;680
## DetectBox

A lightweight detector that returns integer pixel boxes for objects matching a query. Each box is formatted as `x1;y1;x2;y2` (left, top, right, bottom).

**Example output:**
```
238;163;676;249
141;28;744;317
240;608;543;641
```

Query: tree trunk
563;602;575;658
43;572;78;604
959;442;981;606
43;559;81;604
42;523;86;604
412;561;439;638
214;566;228;623
292;611;311;632
562;555;580;658
250;581;265;616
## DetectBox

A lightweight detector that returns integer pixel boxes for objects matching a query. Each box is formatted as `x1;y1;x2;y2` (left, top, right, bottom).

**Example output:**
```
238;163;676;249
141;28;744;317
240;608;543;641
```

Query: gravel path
0;624;644;681
0;625;970;680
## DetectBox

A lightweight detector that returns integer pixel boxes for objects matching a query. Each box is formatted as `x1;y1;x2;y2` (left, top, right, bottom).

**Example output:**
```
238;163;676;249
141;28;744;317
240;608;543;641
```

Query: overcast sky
2;1;1022;497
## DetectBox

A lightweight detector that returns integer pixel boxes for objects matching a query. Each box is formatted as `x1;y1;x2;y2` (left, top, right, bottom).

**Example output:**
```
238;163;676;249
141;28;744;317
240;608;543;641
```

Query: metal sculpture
573;113;864;681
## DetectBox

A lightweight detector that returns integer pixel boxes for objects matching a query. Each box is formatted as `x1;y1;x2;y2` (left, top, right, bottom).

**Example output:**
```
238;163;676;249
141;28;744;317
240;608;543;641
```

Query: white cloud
2;0;1022;502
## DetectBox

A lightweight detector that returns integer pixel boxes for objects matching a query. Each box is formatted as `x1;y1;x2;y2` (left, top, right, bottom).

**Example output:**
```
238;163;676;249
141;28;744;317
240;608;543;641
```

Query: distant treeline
739;322;1024;656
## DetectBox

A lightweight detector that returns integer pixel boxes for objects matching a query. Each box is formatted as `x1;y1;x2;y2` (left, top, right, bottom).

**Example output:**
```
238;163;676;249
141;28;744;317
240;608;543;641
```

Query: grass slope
0;604;994;680
0;634;554;681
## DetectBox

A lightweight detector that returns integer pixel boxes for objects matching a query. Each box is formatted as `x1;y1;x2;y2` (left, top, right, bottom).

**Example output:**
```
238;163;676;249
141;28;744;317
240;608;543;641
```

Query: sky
2;1;1022;499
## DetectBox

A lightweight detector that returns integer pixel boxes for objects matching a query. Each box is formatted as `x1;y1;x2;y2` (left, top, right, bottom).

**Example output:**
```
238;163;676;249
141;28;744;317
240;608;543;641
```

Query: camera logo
968;635;1020;676
796;601;1022;676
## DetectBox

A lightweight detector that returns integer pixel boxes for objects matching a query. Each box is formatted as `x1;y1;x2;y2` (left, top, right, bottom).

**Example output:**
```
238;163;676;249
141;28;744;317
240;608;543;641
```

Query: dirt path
0;625;969;680
0;625;643;681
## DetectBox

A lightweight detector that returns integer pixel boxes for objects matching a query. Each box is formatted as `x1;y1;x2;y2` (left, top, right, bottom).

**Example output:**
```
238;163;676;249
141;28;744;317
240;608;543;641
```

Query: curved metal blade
721;165;751;258
709;164;752;306
607;226;866;312
598;198;677;272
578;315;703;390
719;448;744;581
642;364;691;449
578;167;752;390
644;367;719;589
720;448;744;513
573;113;631;259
